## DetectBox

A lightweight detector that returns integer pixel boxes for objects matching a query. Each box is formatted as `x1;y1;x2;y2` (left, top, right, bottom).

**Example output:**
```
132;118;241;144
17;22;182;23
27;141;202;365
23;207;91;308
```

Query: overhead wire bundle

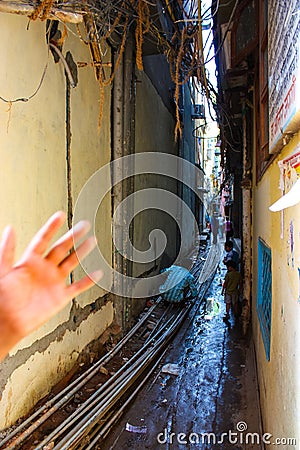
0;0;222;136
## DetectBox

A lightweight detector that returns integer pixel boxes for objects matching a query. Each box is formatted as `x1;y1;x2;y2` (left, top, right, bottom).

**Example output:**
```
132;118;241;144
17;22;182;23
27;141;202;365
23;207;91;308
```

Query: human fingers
46;220;91;265
59;236;97;277
65;270;103;298
0;226;15;277
23;211;66;257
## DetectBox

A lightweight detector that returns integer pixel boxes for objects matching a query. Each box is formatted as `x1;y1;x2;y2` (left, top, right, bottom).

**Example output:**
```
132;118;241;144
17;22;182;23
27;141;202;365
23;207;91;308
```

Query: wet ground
0;243;263;449
103;263;263;450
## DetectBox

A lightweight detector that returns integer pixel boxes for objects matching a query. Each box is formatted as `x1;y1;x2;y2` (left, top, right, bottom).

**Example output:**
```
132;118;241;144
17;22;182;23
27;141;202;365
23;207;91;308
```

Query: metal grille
257;238;272;361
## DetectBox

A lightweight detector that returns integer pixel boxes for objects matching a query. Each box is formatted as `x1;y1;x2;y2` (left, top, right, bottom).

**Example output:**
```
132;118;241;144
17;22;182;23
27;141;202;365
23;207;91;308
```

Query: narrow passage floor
103;261;263;450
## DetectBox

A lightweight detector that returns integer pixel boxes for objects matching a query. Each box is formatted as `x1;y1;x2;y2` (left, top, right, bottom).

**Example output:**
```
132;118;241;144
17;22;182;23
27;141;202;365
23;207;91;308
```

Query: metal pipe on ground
36;305;179;448
1;301;161;450
51;306;191;449
84;349;168;449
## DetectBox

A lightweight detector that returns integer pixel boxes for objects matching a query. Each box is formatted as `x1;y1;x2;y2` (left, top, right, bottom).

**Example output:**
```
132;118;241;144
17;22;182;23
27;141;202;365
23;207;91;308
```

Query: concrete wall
133;69;179;278
180;82;198;257
252;133;300;442
0;15;113;427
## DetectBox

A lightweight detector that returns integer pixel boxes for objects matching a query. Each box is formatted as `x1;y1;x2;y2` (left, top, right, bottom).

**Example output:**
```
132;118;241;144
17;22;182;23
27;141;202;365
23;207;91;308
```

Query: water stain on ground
103;266;263;450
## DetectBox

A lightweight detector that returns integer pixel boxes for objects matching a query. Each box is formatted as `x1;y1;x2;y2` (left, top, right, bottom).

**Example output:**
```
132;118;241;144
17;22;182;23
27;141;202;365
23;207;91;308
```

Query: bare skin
0;211;102;361
221;264;242;319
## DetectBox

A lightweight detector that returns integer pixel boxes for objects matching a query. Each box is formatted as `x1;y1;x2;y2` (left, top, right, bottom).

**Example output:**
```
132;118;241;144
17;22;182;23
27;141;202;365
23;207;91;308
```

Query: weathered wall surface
0;11;198;429
133;68;178;280
180;82;198;258
252;134;300;442
0;15;113;428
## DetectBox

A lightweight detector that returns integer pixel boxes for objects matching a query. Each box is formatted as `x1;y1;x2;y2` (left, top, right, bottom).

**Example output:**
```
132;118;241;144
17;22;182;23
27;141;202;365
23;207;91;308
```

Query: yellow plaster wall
0;15;67;245
0;15;113;426
252;134;300;442
65;23;112;305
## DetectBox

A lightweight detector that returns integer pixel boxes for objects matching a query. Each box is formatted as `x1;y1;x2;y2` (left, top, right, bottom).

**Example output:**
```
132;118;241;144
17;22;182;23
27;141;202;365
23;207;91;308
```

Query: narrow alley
0;240;262;449
103;243;262;450
0;0;299;448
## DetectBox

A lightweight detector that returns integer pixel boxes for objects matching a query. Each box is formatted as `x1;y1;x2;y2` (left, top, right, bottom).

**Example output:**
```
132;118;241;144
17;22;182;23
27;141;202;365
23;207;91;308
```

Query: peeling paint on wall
289;220;295;269
0;300;114;428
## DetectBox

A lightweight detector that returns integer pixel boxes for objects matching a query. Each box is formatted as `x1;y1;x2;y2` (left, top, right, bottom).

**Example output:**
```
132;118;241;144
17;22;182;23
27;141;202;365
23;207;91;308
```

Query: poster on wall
269;149;300;212
268;0;300;153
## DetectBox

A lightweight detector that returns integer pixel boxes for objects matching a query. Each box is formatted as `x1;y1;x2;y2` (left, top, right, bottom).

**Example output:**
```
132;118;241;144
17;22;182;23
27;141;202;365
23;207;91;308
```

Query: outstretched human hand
0;211;102;361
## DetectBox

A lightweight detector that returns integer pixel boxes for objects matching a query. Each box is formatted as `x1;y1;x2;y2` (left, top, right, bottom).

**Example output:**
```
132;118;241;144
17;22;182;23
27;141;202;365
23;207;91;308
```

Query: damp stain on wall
288;219;294;269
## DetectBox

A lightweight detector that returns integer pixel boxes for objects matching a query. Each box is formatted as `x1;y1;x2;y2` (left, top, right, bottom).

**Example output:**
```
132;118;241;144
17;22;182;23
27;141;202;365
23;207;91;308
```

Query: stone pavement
103;260;263;450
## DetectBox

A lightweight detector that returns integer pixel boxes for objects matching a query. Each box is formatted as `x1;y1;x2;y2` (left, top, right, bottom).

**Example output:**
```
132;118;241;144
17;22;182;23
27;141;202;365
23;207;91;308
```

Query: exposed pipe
112;42;126;328
37;308;182;448
0;2;83;23
1;301;161;449
84;349;168;449
241;95;252;335
37;310;173;449
122;32;135;285
53;305;191;449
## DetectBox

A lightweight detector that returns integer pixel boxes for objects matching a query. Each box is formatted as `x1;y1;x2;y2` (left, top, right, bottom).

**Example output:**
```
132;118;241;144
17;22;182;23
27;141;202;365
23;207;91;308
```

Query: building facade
213;0;300;442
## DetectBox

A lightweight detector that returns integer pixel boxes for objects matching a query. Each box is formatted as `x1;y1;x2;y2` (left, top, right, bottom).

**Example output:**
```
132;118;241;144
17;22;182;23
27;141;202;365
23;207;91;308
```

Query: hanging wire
204;0;239;65
0;51;50;103
0;0;225;136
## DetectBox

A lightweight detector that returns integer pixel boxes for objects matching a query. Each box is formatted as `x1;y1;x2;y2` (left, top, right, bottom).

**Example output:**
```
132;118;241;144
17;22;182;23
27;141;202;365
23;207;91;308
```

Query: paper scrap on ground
161;363;180;376
205;297;220;320
125;423;147;434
